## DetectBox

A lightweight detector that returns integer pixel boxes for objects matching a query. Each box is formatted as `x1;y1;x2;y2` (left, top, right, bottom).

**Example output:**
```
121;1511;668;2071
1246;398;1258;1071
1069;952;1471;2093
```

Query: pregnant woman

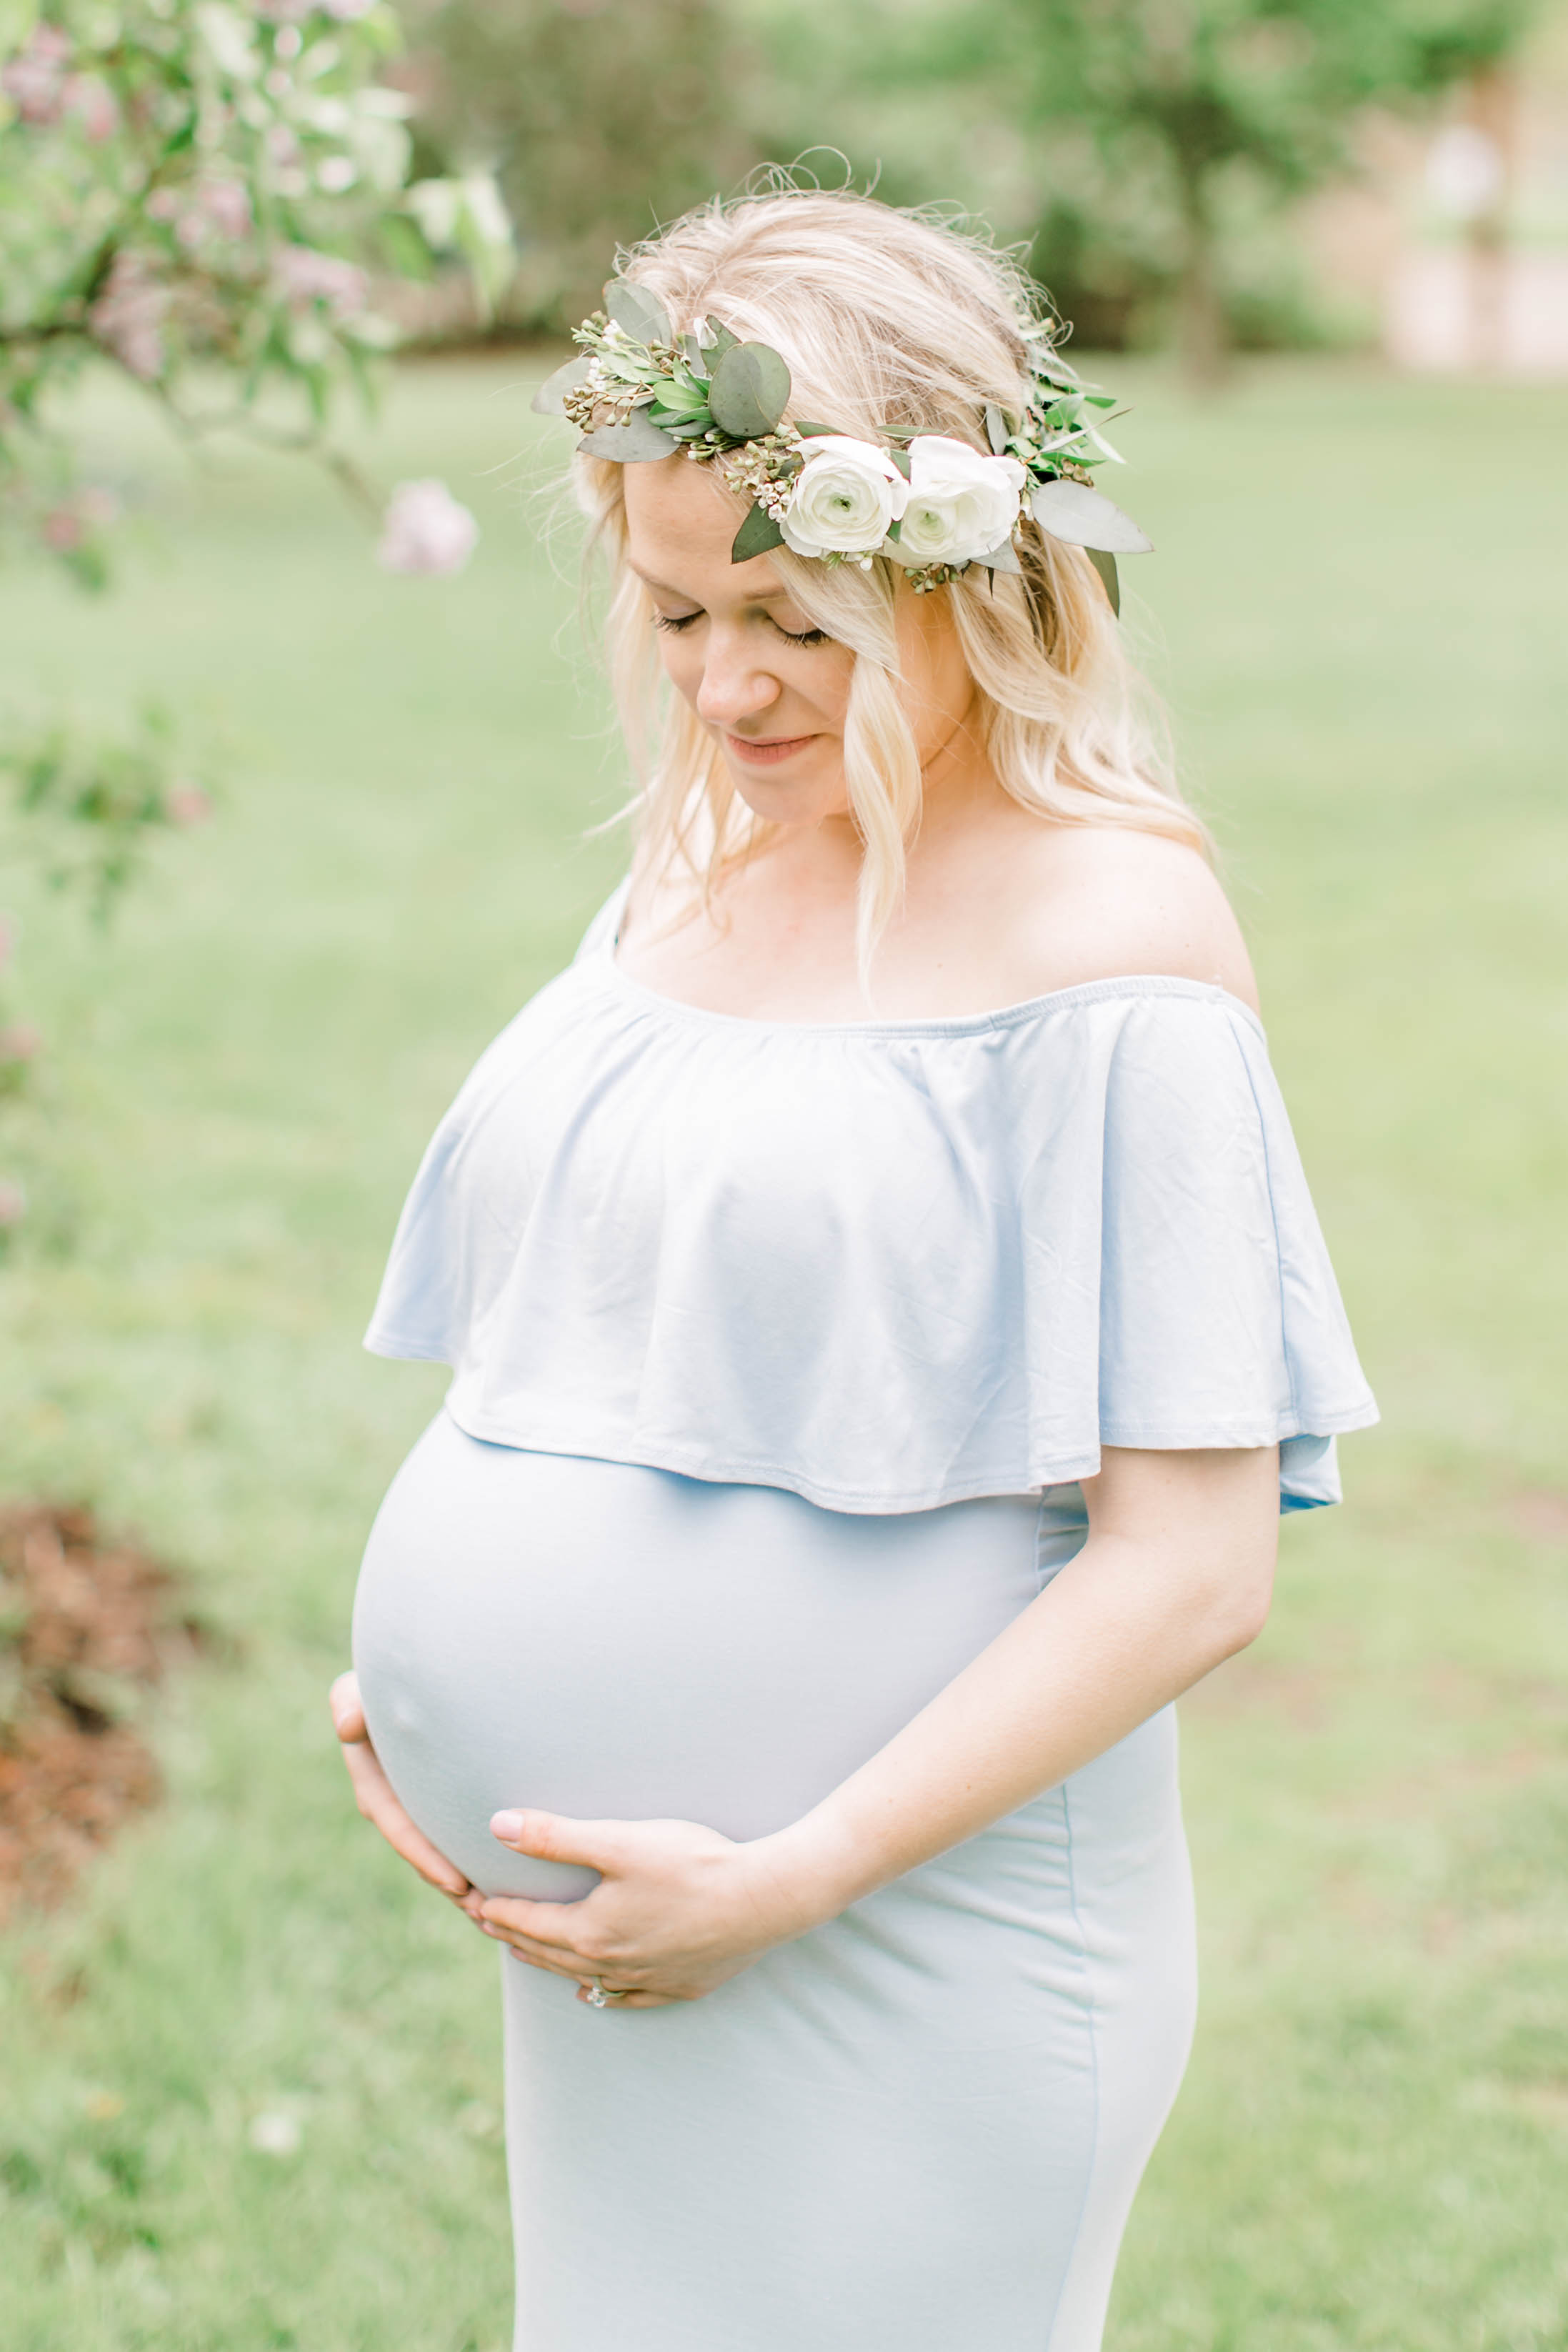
332;189;1377;2351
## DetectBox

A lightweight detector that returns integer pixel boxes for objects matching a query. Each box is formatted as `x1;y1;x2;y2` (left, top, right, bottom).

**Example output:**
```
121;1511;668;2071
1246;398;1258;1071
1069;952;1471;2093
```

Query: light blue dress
351;882;1377;2352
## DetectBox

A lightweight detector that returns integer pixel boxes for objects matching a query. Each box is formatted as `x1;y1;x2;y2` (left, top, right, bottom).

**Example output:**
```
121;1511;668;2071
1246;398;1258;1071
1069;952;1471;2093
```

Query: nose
693;626;783;731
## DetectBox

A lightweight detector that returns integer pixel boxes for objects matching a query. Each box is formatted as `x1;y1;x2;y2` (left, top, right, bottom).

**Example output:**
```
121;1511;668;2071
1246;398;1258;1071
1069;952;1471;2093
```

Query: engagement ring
586;1977;626;2008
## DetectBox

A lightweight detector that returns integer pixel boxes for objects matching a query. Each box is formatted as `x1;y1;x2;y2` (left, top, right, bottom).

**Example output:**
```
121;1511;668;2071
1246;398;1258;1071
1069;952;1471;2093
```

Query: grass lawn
0;351;1565;2351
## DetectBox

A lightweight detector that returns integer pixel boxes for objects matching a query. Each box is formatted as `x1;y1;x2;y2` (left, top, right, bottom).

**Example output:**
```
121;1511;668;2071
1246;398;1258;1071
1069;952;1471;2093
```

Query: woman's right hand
330;1670;486;1920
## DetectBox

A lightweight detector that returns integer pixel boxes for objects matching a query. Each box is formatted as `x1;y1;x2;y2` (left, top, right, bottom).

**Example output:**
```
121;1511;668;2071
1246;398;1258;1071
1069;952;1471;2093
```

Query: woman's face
621;454;976;832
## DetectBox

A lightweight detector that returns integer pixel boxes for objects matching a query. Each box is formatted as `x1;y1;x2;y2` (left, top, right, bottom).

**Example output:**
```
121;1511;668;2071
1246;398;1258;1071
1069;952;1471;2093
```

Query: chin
723;749;847;827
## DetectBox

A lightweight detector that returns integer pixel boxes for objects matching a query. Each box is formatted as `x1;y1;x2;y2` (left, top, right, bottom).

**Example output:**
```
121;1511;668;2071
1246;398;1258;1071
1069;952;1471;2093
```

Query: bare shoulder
1001;822;1259;1015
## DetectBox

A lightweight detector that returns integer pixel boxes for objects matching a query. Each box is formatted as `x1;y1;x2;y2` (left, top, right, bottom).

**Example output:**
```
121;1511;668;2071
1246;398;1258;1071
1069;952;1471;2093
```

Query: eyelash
651;612;830;648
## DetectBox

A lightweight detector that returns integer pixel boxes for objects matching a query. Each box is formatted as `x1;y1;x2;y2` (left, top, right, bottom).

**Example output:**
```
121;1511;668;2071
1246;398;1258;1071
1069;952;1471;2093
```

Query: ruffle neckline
366;885;1377;1517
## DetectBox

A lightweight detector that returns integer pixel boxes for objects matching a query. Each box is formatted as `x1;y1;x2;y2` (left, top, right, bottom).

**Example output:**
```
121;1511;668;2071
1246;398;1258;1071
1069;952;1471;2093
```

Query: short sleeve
1089;995;1377;1508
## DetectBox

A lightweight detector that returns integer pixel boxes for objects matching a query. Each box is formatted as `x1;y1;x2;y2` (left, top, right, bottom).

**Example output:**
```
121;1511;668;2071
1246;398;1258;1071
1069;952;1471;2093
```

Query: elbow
1212;1545;1276;1658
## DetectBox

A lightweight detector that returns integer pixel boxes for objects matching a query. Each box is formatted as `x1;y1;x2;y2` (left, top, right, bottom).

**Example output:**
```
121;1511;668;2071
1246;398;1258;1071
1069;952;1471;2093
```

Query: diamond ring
585;1977;626;2007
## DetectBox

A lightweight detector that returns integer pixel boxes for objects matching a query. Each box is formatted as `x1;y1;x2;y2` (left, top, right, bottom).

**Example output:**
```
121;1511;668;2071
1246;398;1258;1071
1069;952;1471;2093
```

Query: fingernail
490;1810;524;1841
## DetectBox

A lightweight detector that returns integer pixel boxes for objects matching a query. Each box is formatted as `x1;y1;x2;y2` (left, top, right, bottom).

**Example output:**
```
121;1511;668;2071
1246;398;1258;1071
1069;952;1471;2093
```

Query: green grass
0;352;1565;2351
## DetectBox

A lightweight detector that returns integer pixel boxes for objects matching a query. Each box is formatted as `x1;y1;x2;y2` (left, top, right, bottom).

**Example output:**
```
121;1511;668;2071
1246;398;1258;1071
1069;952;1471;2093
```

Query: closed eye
649;609;831;647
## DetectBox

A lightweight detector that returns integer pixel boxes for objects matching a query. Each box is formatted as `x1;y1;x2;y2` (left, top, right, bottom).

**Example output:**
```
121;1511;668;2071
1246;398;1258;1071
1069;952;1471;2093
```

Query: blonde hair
571;186;1205;970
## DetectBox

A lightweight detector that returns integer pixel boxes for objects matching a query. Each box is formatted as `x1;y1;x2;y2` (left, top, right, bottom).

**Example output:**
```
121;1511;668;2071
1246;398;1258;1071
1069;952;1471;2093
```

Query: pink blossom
166;783;214;827
149;176;252;249
0;1180;26;1228
377;480;479;577
176;180;251;249
41;509;83;552
89;252;169;382
63;73;118;141
201;179;253;241
1;25;71;125
0;1023;40;1064
274;244;368;319
41;487;119;552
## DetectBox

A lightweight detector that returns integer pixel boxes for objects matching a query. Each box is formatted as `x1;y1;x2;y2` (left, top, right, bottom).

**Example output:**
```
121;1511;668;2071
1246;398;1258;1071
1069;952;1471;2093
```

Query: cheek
799;645;855;723
654;634;703;702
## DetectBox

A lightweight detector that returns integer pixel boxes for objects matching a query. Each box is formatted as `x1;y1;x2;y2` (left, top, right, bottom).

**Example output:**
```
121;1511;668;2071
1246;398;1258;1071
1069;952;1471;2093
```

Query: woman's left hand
478;1810;818;2008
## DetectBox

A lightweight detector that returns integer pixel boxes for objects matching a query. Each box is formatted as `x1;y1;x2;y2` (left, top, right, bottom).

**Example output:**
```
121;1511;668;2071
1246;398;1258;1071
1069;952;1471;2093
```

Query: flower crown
532;279;1152;609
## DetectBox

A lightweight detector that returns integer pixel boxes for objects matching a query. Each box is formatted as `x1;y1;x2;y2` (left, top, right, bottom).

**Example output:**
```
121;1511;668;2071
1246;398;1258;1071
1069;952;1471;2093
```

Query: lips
724;733;815;766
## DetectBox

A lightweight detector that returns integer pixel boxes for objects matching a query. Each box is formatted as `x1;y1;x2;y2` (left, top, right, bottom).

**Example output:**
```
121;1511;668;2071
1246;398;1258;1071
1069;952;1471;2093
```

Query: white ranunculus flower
780;437;909;562
889;436;1027;569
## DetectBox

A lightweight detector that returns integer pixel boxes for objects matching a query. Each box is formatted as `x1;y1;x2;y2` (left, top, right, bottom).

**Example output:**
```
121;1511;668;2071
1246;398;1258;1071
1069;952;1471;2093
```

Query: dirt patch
0;1503;204;1922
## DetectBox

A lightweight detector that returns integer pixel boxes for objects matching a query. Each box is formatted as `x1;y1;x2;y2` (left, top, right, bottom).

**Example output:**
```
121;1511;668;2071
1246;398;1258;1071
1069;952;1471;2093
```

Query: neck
800;690;998;876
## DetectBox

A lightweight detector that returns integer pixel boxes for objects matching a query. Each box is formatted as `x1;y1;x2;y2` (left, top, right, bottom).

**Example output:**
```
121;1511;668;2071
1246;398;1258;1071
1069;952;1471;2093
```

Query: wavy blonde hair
569;187;1205;969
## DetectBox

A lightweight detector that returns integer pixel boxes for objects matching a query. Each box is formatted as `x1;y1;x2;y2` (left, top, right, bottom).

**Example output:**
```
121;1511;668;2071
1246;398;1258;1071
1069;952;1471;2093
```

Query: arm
479;1444;1279;2004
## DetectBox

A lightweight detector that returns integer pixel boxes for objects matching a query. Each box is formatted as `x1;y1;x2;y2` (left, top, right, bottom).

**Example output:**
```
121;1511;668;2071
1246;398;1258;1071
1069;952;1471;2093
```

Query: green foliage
0;353;1564;2346
0;704;211;917
0;0;514;569
0;701;213;1226
0;0;514;1231
987;0;1545;374
731;0;1546;369
704;339;792;438
603;279;673;346
729;499;786;559
401;0;754;331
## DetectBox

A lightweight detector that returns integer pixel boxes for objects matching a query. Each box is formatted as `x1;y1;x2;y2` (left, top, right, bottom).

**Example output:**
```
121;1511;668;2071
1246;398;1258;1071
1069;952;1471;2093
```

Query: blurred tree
0;0;512;1241
1022;0;1544;379
403;0;755;330
779;0;1545;380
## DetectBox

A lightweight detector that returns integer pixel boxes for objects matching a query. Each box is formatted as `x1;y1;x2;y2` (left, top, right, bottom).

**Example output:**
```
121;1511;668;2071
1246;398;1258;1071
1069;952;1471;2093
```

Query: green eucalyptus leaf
604;281;671;345
976;535;1022;574
707;343;792;439
578;407;681;462
1030;479;1152;554
1087;548;1121;615
984;404;1010;454
794;421;839;439
889;449;912;480
379;214;435;282
731;502;787;563
531;354;589;417
703;317;739;359
681;333;707;371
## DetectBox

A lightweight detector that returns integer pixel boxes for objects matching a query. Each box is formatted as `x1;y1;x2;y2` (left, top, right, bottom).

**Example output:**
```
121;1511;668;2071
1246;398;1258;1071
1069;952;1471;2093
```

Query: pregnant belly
351;1410;1055;1902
